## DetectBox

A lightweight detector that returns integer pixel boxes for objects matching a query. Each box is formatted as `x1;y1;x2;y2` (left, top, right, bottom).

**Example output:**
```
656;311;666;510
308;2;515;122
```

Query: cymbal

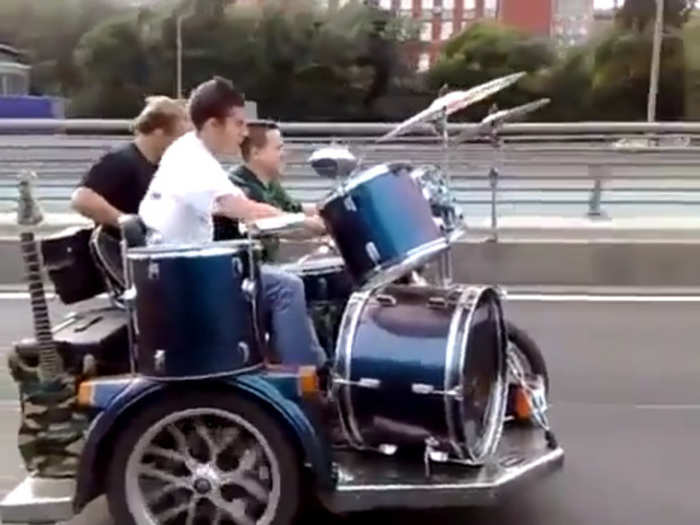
376;71;526;143
453;98;551;143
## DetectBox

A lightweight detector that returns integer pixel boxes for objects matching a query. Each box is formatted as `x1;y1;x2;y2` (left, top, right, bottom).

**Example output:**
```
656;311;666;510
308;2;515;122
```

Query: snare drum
319;163;448;290
278;256;354;357
278;256;353;303
127;241;263;379
333;284;507;463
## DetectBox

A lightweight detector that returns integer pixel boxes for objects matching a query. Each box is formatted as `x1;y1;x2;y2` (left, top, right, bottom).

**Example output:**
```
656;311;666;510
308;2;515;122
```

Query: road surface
0;295;699;524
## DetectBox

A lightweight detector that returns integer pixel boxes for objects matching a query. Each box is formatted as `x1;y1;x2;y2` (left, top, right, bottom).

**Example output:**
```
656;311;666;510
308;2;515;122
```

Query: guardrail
1;120;700;224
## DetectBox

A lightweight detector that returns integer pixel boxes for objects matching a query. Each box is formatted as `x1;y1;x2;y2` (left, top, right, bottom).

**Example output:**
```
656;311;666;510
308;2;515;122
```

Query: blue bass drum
333;284;507;463
318;163;448;290
127;242;263;379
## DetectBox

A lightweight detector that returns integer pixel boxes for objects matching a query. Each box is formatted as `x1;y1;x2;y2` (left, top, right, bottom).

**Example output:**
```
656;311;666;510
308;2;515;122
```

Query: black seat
119;214;147;248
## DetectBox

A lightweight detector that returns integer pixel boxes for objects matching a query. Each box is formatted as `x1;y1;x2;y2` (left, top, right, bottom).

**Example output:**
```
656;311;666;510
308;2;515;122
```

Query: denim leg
260;265;325;366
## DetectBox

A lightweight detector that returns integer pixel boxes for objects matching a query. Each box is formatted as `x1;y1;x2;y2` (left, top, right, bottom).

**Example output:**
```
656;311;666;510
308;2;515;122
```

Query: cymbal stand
434;107;454;286
486;107;505;243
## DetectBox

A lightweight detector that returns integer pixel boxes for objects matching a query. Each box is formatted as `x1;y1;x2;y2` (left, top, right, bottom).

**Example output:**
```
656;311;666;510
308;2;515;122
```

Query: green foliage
0;0;697;121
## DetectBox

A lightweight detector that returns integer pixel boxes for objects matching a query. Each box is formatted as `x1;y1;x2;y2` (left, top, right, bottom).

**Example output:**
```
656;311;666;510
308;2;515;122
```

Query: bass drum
333;284;507;463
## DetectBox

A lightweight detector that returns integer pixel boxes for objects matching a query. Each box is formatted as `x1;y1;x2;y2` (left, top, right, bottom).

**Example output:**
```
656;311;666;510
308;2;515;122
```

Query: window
401;0;412;9
422;0;433;9
442;0;454;9
464;0;475;9
420;21;433;41
418;52;431;72
379;0;393;9
441;20;453;40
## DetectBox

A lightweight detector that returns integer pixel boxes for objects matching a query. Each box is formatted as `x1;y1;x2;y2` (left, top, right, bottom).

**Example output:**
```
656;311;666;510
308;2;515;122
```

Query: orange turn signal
298;366;320;399
76;380;94;407
514;387;533;420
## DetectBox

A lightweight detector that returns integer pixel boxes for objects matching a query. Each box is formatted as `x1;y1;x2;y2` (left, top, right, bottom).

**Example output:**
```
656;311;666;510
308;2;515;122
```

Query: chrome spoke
166;424;193;459
184;498;198;525
193;418;218;459
220;473;269;503
145;445;190;467
156;501;191;523
144;483;181;507
210;493;255;525
138;465;190;489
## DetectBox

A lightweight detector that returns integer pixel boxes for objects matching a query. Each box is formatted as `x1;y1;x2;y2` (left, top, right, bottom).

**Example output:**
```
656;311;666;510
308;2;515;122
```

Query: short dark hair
240;120;280;161
188;76;245;131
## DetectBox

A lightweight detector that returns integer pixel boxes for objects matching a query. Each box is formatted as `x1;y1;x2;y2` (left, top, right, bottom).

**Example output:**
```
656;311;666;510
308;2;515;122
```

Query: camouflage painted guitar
7;170;88;478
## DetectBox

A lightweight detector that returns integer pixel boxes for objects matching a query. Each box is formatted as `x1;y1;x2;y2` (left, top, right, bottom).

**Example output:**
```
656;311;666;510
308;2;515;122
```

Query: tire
506;321;549;392
505;321;550;420
106;391;301;525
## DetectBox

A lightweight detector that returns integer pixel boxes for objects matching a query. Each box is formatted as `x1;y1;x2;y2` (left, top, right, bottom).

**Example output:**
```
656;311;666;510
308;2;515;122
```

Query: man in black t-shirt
72;96;190;237
71;96;189;289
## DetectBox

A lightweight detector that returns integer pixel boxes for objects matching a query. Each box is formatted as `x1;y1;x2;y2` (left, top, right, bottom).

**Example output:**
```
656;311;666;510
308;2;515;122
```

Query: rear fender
74;373;334;513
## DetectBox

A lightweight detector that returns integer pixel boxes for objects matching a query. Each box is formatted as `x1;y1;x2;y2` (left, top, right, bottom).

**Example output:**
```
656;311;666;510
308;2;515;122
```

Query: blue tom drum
333;284;507;463
318;163;448;290
127;241;263;380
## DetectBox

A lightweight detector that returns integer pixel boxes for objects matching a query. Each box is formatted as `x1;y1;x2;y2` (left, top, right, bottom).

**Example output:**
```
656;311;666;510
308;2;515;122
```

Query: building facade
0;45;30;96
243;0;594;69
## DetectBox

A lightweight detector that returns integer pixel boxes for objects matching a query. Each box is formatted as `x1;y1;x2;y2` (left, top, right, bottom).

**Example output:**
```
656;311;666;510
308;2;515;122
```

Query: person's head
188;76;248;156
240;121;285;180
132;96;190;157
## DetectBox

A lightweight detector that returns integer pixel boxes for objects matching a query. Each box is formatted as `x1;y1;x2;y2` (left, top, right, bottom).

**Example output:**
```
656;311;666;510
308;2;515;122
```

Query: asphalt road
0;295;699;524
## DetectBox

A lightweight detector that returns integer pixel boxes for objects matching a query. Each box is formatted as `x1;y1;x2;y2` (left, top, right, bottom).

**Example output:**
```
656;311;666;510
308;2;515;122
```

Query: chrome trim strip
140;362;264;381
333;447;564;493
343;291;371;448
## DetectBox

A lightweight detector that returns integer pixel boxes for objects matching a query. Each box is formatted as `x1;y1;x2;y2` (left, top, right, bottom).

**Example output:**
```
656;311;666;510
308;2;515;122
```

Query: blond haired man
72;96;190;235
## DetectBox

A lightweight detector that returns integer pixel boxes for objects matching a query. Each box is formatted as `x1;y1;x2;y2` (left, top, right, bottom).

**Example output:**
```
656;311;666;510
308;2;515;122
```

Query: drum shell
334;285;507;461
319;164;446;288
129;246;262;379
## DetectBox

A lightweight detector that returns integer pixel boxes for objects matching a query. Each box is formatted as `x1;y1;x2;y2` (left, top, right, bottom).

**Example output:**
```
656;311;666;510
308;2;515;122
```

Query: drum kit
123;71;554;465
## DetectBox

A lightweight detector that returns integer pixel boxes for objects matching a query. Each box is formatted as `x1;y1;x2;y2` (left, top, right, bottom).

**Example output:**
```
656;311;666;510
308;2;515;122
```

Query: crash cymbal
376;71;526;143
453;98;551;143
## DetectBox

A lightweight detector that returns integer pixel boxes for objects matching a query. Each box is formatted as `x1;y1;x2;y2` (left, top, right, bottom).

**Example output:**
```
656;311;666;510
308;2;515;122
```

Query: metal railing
1;120;700;223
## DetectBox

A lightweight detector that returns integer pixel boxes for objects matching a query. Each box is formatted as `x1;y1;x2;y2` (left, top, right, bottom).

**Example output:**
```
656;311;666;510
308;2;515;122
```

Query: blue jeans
260;265;325;367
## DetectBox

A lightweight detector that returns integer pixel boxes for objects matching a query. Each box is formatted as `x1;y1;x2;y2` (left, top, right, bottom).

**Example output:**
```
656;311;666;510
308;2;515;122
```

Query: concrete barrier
4;234;700;288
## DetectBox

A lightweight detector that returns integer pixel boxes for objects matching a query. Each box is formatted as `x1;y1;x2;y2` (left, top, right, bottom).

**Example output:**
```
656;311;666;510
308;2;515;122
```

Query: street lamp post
647;0;664;122
176;14;184;99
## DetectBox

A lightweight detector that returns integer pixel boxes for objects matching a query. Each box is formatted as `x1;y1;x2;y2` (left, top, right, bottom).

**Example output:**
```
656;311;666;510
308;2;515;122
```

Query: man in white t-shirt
139;76;324;367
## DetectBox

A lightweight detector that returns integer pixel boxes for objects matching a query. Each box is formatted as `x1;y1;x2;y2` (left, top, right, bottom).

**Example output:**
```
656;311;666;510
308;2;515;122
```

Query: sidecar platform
320;425;564;513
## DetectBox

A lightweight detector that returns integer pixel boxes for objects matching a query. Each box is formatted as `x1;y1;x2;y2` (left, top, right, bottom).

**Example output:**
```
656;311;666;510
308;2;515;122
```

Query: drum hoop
319;163;399;210
443;285;472;459
333;290;372;448
358;237;449;292
127;240;261;260
280;258;347;276
457;286;507;463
